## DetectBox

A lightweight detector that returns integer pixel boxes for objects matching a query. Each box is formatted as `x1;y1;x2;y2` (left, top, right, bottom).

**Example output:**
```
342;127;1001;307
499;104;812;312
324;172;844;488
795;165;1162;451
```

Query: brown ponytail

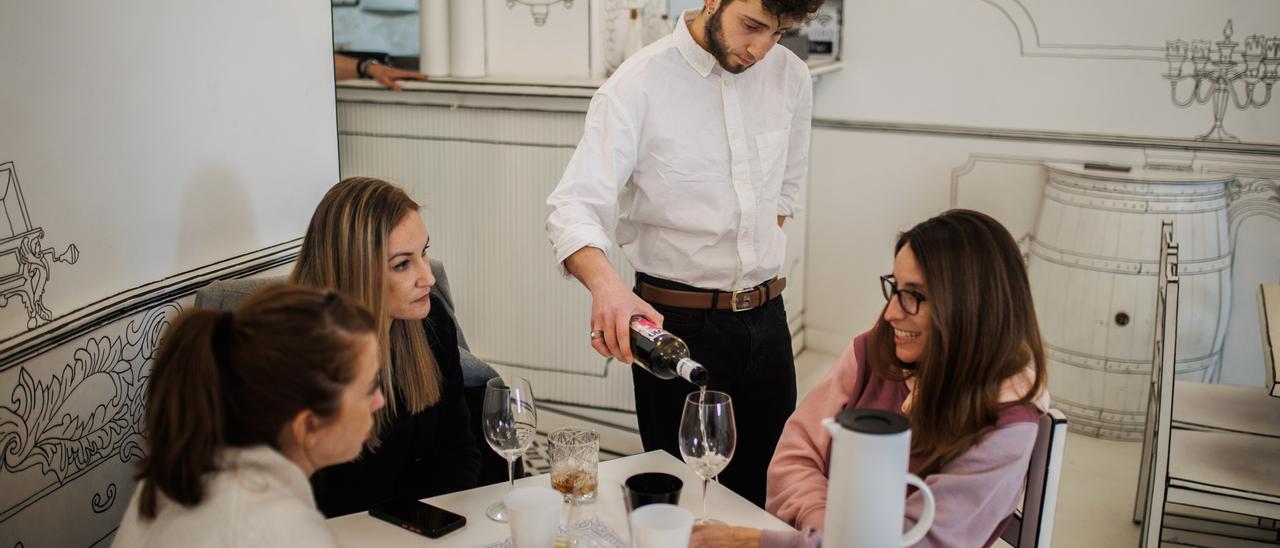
136;285;376;519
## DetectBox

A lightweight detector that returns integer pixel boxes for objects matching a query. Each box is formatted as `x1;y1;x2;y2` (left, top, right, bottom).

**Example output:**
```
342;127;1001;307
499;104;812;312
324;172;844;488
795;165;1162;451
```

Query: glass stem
701;477;710;521
507;457;516;492
565;500;577;531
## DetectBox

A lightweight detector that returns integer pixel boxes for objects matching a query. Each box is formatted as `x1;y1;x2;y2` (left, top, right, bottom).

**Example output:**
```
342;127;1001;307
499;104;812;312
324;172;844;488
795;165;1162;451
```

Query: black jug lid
835;408;910;435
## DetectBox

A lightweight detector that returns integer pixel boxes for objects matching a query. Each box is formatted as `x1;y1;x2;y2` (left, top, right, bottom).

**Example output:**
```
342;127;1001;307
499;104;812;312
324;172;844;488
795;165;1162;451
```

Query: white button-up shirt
545;9;812;291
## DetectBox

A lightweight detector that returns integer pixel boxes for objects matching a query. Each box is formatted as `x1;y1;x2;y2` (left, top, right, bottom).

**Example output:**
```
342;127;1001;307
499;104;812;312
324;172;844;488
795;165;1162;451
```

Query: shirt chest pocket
755;128;790;191
649;151;725;184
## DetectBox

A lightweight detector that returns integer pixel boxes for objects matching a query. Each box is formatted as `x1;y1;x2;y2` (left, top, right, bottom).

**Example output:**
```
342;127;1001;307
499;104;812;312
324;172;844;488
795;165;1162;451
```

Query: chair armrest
460;347;499;388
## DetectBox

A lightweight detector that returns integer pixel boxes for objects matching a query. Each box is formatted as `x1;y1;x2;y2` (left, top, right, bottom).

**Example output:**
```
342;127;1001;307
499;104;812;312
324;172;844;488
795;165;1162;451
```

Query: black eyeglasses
880;275;926;316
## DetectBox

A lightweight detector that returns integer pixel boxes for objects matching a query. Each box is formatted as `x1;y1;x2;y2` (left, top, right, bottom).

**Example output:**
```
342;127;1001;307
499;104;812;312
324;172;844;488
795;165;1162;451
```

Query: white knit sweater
113;446;337;548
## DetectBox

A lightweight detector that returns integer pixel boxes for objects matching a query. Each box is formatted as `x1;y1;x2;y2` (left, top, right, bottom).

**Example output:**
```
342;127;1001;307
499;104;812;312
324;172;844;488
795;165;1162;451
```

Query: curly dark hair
757;0;827;24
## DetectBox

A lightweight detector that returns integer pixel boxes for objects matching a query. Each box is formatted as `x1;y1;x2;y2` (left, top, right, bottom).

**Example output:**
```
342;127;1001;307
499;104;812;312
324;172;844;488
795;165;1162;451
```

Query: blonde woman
291;177;480;517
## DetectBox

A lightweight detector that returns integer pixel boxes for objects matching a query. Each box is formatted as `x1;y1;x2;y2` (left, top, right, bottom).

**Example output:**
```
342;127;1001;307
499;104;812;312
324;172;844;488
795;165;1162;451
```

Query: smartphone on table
369;499;466;539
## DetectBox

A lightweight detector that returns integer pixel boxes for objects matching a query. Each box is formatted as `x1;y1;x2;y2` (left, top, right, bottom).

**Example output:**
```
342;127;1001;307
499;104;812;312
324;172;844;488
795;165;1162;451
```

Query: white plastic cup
629;503;694;548
503;487;563;548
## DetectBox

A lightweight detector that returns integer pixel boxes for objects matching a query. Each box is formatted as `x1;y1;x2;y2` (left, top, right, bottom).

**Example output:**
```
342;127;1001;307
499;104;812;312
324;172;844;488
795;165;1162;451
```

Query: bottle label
631;317;664;343
676;359;699;380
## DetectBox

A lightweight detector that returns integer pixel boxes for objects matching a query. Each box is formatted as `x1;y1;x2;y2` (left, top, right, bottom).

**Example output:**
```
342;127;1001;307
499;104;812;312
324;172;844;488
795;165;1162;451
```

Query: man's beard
703;3;752;74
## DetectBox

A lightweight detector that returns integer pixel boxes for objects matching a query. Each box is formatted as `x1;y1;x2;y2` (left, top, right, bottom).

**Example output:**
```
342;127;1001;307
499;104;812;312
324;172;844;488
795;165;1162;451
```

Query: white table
328;451;794;547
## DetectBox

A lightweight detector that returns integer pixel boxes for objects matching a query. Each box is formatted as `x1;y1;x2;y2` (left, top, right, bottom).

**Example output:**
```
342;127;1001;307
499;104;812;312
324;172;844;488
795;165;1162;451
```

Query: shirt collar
674;8;717;78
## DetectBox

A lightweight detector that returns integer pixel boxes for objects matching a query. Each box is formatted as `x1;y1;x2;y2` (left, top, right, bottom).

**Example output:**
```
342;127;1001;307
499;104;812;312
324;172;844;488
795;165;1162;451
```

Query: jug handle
821;417;839;435
900;474;935;546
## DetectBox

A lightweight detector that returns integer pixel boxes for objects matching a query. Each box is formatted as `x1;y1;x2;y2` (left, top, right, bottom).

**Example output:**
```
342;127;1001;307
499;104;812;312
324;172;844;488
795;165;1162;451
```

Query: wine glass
482;376;537;522
678;390;736;525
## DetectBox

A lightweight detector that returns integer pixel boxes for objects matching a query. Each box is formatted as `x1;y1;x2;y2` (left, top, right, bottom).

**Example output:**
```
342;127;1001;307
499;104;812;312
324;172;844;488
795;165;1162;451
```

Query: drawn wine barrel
1028;163;1233;440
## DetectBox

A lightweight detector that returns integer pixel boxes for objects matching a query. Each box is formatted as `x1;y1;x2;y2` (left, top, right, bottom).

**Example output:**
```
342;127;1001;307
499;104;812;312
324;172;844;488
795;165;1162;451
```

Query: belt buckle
730;287;755;312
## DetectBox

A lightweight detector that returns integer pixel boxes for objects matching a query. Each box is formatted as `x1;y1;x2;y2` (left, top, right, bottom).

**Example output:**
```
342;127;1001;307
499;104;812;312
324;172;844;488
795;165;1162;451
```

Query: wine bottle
629;317;709;386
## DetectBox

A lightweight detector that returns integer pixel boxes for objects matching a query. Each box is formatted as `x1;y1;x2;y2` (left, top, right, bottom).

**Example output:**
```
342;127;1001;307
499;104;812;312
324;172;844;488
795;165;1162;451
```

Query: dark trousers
631;273;797;508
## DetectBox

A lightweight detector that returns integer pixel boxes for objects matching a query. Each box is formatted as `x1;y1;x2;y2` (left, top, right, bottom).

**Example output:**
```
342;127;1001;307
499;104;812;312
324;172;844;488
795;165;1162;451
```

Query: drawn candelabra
1164;20;1279;142
505;0;574;26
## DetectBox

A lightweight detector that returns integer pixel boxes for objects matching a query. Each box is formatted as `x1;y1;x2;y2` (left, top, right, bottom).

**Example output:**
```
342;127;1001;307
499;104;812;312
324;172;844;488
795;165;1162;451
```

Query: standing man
545;0;822;507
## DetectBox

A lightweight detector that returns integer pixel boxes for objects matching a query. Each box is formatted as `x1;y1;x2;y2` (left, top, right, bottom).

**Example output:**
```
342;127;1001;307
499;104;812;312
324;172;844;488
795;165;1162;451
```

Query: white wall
803;0;1280;389
0;2;337;545
814;0;1280;143
0;3;338;338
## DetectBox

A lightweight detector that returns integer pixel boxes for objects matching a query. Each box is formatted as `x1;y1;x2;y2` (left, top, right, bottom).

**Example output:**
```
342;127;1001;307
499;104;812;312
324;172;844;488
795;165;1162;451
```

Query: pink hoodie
763;333;1048;548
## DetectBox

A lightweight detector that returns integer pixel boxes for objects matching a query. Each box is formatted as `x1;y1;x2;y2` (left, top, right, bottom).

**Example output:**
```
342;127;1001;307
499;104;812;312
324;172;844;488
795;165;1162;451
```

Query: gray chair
195;258;514;485
195;258;498;387
1000;409;1068;548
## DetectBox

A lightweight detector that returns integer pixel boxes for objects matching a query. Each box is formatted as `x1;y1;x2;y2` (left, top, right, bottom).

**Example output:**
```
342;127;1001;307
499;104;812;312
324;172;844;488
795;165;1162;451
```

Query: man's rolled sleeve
551;227;612;278
545;91;640;278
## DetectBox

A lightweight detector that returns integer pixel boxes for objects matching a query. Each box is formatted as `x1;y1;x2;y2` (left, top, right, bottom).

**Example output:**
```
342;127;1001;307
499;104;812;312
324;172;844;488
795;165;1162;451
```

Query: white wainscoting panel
0;247;299;547
0;301;185;547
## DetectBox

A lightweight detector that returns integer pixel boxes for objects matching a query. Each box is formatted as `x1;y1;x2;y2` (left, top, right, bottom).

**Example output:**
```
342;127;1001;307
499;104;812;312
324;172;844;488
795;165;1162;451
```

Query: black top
311;294;481;517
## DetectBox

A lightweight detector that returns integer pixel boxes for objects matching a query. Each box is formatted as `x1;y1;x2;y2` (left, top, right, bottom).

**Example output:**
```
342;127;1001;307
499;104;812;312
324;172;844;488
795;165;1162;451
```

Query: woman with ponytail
290;177;480;517
113;285;383;547
693;209;1050;548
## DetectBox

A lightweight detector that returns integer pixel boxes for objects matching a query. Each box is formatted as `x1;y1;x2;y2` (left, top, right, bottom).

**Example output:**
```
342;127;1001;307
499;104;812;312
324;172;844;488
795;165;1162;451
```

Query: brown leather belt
637;277;786;312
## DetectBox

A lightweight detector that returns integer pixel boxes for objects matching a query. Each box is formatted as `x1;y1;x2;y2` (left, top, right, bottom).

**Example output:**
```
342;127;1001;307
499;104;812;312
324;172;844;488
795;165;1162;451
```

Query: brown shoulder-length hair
137;285;375;519
290;177;441;435
867;209;1047;477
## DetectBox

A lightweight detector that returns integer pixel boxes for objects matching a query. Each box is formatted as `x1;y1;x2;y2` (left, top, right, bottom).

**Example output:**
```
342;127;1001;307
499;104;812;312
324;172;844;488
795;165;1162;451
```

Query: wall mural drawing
0;303;179;529
980;0;1165;61
90;483;117;514
1163;20;1279;142
978;1;1278;143
0;162;79;329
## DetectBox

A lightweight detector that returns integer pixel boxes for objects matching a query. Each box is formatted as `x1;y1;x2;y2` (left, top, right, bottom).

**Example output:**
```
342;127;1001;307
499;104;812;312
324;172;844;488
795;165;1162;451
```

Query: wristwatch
356;58;383;79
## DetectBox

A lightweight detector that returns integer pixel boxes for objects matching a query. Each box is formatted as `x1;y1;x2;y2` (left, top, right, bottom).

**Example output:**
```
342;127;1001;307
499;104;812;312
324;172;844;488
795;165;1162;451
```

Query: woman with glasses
691;209;1048;548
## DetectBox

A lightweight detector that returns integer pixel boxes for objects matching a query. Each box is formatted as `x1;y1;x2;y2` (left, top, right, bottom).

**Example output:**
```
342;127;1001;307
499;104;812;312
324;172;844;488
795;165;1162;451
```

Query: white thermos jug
822;408;936;547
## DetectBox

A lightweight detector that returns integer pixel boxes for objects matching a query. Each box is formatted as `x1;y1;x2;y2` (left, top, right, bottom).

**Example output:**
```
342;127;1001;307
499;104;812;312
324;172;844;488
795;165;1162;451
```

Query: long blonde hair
290;177;441;434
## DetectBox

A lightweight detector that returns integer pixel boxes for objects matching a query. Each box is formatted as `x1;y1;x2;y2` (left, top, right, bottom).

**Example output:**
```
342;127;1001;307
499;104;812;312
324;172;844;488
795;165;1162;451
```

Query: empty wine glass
678;390;735;525
483;376;537;522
